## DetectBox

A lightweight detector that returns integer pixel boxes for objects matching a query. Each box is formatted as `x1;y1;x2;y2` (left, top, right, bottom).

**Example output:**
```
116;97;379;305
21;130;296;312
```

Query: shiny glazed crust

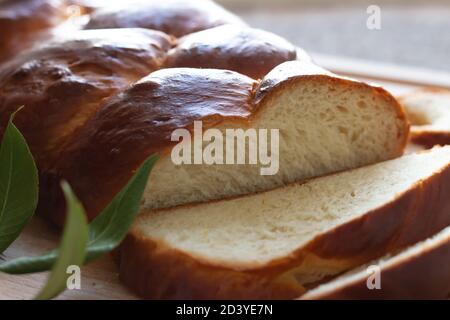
0;0;68;64
166;25;298;79
84;0;246;37
51;68;257;222
0;28;173;167
0;0;248;67
116;152;449;300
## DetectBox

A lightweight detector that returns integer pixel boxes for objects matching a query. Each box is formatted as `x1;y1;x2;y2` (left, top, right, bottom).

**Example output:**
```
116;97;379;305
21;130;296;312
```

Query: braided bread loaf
0;0;246;65
0;0;408;228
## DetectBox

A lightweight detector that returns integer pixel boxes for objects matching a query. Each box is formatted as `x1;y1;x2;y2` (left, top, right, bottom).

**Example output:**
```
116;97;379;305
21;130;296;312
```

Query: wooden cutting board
1;54;449;300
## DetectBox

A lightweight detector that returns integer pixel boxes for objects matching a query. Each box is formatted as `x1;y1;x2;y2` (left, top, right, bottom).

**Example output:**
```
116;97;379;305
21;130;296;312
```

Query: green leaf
0;110;38;253
0;250;57;274
35;182;88;300
85;154;159;262
0;154;159;274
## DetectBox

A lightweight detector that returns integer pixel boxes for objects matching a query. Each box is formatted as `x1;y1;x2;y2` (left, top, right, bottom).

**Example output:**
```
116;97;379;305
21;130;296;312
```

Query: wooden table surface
0;54;448;300
0;217;136;300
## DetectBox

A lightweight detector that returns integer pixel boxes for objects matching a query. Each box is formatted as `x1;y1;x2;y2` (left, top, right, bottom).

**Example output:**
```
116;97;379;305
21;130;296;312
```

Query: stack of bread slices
0;0;449;300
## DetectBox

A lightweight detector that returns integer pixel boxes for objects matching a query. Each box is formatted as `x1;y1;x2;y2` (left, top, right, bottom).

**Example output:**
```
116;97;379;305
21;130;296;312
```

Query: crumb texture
137;147;450;266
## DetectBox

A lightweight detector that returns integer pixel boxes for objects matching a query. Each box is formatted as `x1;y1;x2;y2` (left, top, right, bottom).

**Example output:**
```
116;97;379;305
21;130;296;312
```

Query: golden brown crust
0;0;68;64
0;28;173;226
84;0;246;37
118;235;303;300
117;152;450;300
0;0;246;67
254;60;334;105
166;25;298;79
410;133;450;149
0;28;172;167
50;68;256;222
301;228;450;300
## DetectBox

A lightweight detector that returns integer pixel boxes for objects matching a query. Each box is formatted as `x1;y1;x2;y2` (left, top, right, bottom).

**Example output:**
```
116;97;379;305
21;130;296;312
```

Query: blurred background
218;0;450;72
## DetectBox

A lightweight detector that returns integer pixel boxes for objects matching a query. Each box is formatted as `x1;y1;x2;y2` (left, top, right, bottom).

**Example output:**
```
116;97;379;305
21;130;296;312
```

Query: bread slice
117;146;450;300
399;88;450;148
302;225;450;300
52;61;408;224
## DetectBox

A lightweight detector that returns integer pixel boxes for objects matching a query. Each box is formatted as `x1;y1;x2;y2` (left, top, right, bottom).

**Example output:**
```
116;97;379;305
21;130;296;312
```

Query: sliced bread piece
118;146;450;300
302;225;450;300
399;88;450;148
50;61;408;224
